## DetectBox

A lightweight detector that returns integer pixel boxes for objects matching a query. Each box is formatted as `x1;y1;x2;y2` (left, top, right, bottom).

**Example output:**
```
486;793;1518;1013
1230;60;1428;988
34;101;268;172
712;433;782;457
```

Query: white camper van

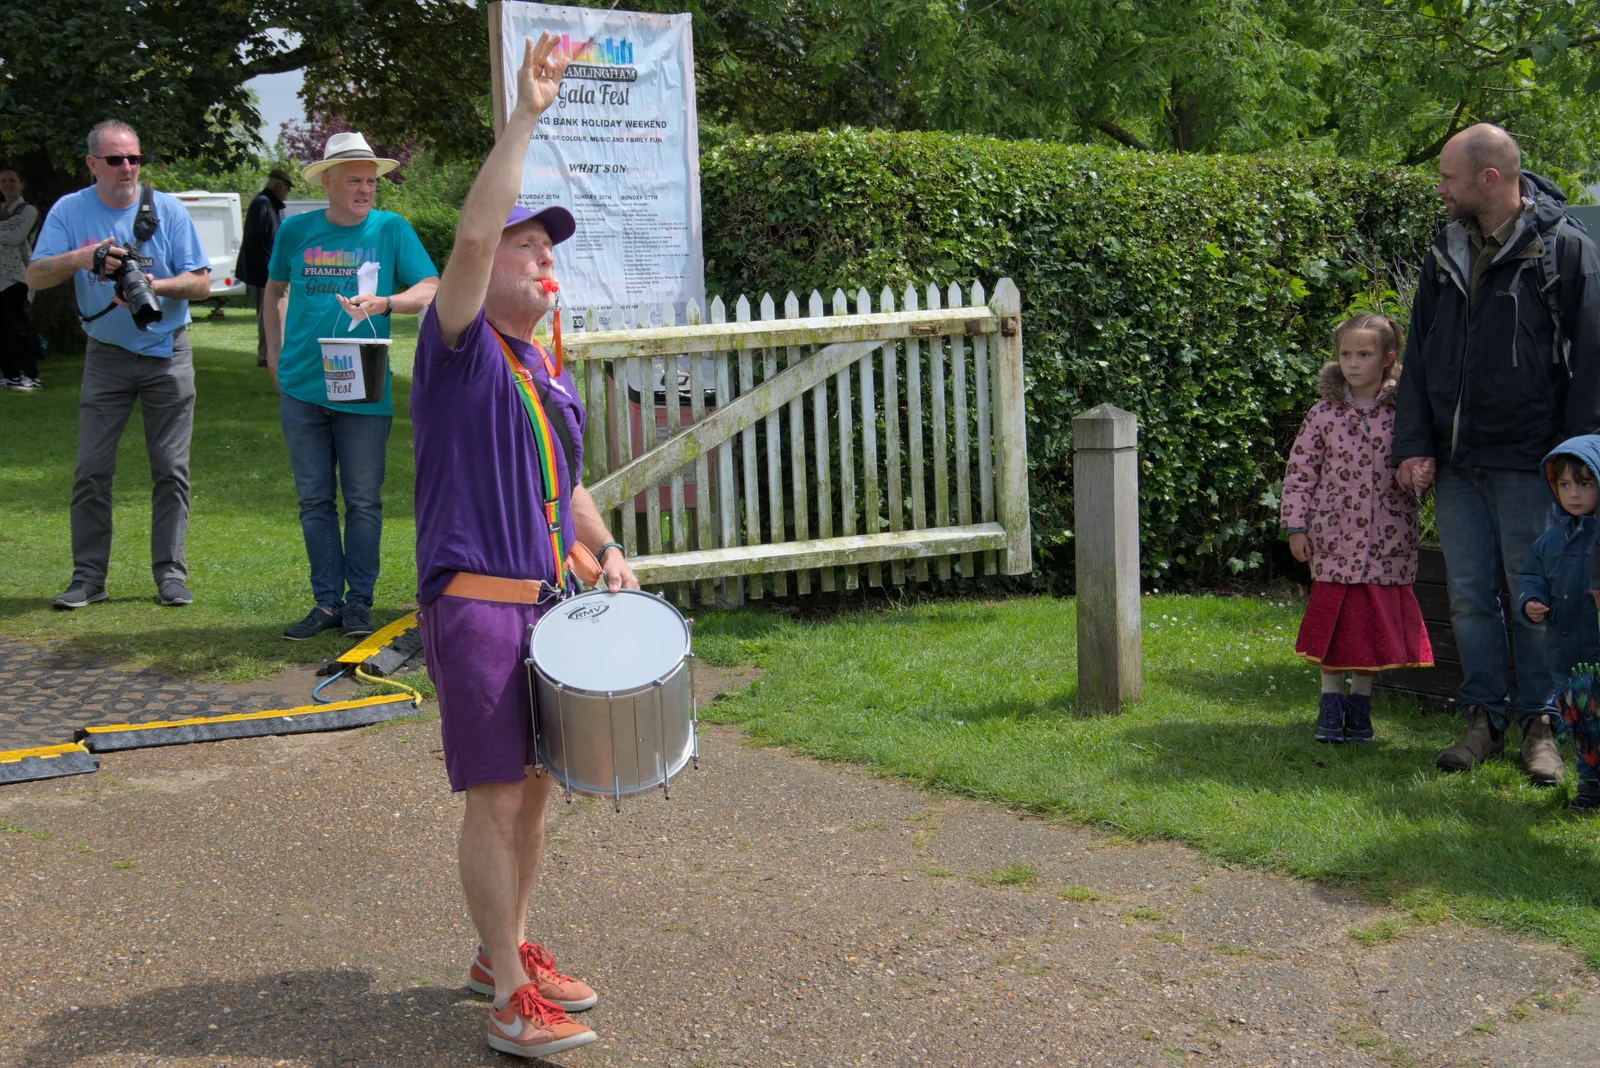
173;191;246;300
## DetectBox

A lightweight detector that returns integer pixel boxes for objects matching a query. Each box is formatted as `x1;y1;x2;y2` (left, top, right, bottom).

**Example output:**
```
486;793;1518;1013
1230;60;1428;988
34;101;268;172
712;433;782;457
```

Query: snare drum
525;589;696;809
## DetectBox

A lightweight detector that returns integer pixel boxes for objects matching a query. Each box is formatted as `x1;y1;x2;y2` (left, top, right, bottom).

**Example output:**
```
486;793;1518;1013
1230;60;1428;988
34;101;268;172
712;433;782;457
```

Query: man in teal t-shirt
265;132;438;641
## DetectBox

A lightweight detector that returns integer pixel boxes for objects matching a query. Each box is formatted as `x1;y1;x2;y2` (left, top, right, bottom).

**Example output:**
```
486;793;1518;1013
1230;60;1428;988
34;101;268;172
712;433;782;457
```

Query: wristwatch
381;296;393;317
597;542;625;563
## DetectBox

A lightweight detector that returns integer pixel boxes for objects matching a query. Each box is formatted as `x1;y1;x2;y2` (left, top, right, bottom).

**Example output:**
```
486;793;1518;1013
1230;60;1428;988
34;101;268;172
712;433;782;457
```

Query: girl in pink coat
1281;313;1433;743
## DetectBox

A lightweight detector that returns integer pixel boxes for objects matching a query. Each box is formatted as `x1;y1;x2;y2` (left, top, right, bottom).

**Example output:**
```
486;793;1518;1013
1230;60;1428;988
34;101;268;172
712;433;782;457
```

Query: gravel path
2;666;1596;1067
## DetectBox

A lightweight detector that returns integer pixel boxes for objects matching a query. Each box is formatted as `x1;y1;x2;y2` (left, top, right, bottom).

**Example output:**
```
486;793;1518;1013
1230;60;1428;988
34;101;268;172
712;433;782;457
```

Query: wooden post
990;278;1032;576
1073;404;1141;712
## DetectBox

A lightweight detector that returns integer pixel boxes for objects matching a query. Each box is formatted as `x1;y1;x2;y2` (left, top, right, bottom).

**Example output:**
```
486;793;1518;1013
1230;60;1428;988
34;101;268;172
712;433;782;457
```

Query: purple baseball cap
505;204;576;245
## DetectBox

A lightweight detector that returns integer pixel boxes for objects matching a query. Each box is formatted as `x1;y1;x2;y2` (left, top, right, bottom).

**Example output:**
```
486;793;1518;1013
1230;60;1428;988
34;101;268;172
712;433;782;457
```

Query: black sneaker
1572;780;1600;814
157;579;193;606
283;605;342;641
1315;692;1346;743
52;583;108;610
342;602;373;639
1344;693;1375;742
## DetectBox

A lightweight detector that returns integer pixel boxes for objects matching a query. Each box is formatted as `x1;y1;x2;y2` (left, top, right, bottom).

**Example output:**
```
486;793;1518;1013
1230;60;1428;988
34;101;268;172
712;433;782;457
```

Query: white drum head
530;590;690;693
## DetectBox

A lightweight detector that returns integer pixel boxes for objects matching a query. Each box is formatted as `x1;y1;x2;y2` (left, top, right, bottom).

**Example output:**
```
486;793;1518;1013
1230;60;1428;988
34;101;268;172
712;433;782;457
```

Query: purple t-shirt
411;304;586;604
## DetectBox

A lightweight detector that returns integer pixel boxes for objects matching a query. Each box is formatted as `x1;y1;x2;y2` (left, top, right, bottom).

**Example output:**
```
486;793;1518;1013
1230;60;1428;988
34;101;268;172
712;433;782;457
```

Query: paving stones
0;672;1596;1066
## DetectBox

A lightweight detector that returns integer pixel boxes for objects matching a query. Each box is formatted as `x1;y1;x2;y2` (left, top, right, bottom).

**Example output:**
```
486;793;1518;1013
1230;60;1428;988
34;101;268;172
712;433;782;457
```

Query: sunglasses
91;154;145;167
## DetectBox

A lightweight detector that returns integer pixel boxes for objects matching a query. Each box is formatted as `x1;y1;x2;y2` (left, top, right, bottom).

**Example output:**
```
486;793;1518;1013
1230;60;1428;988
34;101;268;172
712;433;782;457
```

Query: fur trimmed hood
1317;361;1400;406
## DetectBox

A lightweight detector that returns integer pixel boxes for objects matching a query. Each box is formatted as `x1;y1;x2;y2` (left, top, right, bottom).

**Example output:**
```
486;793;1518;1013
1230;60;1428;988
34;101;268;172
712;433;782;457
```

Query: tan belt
440;544;604;604
441;572;545;604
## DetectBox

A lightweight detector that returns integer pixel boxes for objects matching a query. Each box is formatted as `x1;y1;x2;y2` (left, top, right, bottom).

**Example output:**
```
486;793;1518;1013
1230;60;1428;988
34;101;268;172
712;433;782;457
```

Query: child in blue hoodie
1519;435;1600;810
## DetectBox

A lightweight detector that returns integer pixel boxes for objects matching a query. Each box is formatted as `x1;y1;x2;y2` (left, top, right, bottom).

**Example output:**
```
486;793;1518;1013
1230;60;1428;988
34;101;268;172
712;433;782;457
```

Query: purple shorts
419;593;553;792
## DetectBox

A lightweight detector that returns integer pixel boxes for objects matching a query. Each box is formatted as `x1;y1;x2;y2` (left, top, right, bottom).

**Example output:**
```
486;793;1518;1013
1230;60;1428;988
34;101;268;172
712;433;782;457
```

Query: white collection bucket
318;336;391;404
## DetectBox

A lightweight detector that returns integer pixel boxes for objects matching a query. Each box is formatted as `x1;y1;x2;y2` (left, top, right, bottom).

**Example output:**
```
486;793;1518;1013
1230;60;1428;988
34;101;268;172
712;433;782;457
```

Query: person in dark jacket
1392;123;1600;782
236;167;292;367
1520;436;1600;810
1518;438;1600;695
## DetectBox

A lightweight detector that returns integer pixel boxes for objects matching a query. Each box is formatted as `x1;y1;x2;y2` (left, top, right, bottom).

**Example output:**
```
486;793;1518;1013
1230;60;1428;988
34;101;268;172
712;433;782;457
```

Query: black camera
93;241;162;329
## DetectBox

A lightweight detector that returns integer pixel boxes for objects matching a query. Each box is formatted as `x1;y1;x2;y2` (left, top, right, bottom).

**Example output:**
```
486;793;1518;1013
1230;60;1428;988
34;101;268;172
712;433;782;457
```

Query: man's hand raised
513;33;571;121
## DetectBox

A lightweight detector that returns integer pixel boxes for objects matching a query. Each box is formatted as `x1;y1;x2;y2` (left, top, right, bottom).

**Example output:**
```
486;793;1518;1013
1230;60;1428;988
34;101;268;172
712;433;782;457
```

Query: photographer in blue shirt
27;120;211;610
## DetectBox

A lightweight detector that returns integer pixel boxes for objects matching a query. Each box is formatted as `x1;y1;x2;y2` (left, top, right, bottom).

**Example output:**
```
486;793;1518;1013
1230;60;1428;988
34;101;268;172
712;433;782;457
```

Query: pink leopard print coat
1280;363;1420;585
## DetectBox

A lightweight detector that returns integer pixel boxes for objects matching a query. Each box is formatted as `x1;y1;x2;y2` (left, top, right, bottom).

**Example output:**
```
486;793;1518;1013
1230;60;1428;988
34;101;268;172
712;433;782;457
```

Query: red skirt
1295;581;1433;672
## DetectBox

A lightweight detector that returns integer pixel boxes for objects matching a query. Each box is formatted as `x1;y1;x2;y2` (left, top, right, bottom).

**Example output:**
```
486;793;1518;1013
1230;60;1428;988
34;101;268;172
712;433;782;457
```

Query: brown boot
1520;716;1566;785
1437;705;1505;771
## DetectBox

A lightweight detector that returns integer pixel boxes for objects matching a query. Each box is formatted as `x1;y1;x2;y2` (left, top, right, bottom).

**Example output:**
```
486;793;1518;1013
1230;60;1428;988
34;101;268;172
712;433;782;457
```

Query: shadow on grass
1123;714;1600;939
15;970;547;1068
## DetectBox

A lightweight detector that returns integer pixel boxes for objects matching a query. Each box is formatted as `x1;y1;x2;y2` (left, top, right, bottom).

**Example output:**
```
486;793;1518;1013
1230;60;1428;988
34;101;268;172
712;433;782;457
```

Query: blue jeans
279;394;391;610
1434;464;1555;731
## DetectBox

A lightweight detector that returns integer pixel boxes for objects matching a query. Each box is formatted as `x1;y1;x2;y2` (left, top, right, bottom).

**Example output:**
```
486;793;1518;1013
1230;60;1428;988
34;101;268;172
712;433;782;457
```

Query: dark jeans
279;393;391;610
72;330;195;589
0;282;38;380
1434;464;1555;731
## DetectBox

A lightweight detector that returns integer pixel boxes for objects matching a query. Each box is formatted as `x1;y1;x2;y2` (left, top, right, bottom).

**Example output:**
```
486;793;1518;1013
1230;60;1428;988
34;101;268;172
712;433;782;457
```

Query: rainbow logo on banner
558;35;634;65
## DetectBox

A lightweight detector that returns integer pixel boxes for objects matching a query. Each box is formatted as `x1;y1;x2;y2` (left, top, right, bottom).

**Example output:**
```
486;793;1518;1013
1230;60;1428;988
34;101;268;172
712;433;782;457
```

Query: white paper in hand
348;261;382;331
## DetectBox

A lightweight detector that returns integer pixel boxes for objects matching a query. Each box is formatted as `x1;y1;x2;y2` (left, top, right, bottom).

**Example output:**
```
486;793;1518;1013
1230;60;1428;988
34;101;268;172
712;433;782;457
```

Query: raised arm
433;33;569;347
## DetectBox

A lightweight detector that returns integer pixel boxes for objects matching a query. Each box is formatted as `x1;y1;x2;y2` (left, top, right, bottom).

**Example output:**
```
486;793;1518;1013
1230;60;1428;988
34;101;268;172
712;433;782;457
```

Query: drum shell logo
566;602;610;622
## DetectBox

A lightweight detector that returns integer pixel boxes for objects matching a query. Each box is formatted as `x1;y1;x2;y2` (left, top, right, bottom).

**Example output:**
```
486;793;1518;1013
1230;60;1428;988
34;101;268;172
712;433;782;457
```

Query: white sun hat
301;132;399;183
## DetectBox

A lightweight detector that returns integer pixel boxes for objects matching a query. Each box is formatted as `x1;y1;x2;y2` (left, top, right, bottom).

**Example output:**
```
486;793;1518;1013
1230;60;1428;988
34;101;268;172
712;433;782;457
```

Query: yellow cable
353;665;423;708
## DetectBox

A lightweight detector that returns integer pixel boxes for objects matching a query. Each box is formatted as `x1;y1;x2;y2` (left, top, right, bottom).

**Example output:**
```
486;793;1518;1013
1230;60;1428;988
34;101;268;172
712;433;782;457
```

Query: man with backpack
1393;122;1600;784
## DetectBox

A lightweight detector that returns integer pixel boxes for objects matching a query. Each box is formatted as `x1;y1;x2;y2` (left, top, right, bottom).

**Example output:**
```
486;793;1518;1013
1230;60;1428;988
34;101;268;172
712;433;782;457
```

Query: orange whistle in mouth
540;278;562;377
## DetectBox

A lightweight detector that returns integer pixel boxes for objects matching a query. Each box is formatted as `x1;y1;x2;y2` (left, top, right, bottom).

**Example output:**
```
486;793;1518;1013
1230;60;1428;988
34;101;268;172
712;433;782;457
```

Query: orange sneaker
488;984;597;1059
468;941;599;1011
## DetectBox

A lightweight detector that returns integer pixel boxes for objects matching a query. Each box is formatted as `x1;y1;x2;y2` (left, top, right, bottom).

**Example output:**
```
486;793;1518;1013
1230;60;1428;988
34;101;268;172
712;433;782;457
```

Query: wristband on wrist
597;541;625;561
381;295;393;317
1285;527;1307;535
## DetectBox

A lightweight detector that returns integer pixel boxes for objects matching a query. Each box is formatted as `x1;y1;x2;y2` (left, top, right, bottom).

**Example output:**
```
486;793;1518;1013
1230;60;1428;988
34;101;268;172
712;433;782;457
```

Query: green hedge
700;131;1442;589
150;134;1443;590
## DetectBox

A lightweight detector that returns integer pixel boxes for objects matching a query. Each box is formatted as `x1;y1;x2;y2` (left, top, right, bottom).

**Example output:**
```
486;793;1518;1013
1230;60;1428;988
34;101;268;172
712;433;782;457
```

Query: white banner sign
493;2;703;323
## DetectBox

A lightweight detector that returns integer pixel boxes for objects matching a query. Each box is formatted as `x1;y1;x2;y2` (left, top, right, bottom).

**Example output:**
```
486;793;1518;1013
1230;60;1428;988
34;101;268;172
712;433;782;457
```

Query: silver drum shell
529;659;694;801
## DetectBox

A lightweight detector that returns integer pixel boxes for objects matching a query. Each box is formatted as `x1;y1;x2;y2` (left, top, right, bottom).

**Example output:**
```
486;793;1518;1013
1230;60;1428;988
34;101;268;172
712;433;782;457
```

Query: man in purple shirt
411;34;637;1061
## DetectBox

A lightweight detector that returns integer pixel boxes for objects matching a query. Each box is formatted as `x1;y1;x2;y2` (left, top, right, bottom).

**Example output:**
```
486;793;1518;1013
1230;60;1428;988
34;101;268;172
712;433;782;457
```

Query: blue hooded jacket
1518;434;1600;679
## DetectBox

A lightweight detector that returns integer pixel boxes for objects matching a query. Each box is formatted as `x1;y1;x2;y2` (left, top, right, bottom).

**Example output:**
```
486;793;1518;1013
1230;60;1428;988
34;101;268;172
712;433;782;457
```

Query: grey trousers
72;330;195;589
247;283;267;365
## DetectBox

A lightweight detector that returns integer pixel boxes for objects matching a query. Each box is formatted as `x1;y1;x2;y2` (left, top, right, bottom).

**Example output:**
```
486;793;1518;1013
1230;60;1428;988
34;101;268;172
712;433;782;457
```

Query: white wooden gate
564;277;1031;605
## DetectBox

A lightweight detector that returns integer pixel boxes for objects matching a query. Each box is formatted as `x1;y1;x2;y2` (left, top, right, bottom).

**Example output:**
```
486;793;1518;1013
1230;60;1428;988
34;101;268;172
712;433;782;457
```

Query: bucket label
322;345;366;402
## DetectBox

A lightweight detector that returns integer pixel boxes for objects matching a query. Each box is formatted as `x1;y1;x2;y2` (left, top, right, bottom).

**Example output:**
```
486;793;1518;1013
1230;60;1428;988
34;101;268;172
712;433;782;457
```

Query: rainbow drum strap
492;330;565;572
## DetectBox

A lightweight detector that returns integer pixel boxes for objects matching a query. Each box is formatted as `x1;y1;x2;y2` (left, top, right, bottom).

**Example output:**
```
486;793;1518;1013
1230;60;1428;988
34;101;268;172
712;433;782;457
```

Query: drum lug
656;678;671;801
613;775;622;813
691;698;700;770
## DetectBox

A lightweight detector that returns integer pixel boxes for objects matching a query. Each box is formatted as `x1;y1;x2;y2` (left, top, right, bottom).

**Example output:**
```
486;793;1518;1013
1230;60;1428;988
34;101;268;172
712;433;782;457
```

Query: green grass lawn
0;309;423;679
6;309;1598;966
691;596;1600;965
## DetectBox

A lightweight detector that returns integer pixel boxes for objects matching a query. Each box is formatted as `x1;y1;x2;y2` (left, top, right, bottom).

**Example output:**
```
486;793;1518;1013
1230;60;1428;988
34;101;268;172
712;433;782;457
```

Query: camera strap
82;185;158;325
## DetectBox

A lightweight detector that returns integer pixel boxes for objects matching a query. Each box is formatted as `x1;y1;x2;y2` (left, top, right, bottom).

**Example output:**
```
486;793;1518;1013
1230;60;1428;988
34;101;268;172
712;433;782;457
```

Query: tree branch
1399;104;1526;166
1399;98;1468;166
1079;109;1150;151
1466;29;1600;71
241;41;332;80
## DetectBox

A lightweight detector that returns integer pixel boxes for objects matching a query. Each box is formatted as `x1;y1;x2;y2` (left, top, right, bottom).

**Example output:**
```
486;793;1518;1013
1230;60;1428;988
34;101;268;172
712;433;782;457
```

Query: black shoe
1315;692;1346;743
1572;780;1600;814
283;605;342;641
52;583;108;610
342;602;374;639
1344;693;1374;742
157;579;193;606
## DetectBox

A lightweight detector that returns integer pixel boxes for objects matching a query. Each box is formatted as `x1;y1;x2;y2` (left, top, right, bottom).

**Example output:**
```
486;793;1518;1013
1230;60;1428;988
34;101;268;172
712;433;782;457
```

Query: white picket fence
561;277;1031;605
